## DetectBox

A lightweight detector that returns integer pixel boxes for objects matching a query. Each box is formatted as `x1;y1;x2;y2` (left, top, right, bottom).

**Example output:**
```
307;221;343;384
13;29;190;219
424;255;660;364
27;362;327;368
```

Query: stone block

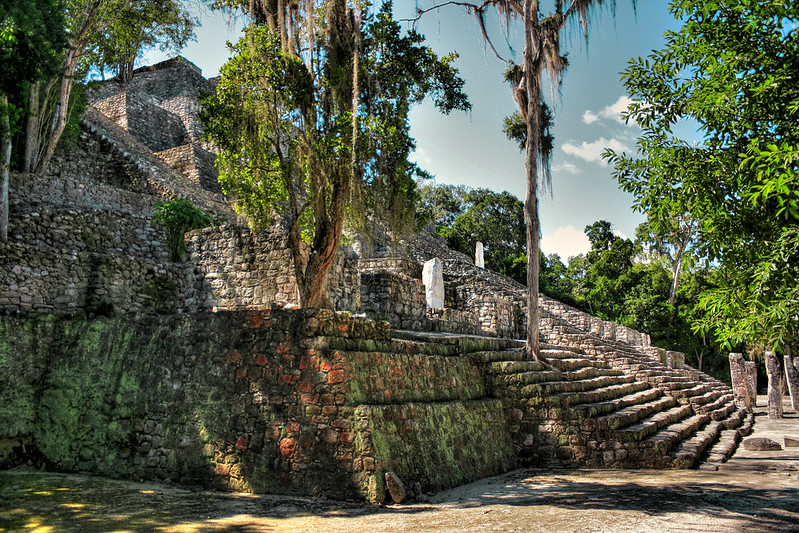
385;472;407;503
743;437;782;451
422;258;444;309
729;353;753;410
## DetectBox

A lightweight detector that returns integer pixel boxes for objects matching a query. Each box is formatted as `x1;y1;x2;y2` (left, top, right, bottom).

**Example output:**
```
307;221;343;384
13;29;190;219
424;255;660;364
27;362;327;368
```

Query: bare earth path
2;398;798;533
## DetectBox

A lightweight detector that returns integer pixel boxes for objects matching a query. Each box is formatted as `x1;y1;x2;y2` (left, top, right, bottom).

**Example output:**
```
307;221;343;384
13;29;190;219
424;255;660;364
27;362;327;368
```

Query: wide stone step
493;370;562;388
736;411;755;436
548;380;651;408
616;404;694;442
670;420;725;468
541;343;585;355
596;395;678;431
688;389;726;408
702;425;743;465
540;348;589;360
564;366;625;381
391;330;524;353
708;399;737;422
575;388;663;419
470;350;527;364
484;359;546;374
648;374;694;385
642;412;711;455
668;382;713;399
549;357;612;371
723;407;749;430
541;374;637;396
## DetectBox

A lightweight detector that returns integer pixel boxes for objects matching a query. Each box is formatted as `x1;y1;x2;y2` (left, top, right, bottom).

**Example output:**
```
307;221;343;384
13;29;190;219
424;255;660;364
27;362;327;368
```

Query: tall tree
0;0;66;238
607;140;703;306
26;0;197;174
86;0;197;82
414;0;633;361
606;0;799;351
203;1;469;308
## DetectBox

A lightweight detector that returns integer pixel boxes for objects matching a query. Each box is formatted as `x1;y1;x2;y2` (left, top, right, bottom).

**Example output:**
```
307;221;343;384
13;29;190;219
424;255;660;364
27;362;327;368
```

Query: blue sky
144;1;682;260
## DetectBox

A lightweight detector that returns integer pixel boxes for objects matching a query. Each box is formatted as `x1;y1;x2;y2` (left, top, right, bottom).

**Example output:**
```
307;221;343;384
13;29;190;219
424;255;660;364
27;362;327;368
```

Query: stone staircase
541;317;754;467
403;321;752;471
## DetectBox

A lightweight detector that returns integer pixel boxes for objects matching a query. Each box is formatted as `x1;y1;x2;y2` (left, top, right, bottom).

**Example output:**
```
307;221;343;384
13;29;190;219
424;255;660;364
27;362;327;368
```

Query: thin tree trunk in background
23;82;41;173
38;56;76;173
36;0;105;173
766;350;784;419
668;247;684;306
0;94;11;241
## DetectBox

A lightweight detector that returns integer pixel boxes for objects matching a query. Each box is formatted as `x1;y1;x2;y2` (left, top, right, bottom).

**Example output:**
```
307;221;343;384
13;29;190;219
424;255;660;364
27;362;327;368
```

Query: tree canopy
420;185;527;283
86;0;197;82
202;1;469;308
606;0;799;351
0;0;67;239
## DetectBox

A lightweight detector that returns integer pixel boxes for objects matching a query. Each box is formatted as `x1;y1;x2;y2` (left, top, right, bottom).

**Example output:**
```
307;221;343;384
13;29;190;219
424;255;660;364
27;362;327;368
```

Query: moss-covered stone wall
0;310;516;502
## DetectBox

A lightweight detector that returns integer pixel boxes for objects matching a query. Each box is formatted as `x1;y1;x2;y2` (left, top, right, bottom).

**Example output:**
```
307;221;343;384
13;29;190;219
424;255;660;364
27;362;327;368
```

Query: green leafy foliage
418;185;730;376
558;221;727;378
419;185;527;283
202;1;469;307
85;0;197;81
0;0;66;165
606;0;799;351
152;199;217;261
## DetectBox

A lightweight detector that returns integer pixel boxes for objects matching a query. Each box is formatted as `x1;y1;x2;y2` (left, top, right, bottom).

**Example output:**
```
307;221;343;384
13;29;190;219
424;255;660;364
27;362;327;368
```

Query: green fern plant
152;199;217;261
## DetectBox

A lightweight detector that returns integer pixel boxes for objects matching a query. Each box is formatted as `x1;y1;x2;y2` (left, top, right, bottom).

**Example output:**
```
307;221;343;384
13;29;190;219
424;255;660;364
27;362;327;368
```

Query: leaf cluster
0;0;66;145
202;2;470;239
84;0;197;80
152;198;218;261
605;0;799;350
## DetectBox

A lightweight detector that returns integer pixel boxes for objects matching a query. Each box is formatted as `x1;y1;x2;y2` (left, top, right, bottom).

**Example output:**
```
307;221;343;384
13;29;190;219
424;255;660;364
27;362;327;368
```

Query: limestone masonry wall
0;310;516;502
183;226;360;313
540;298;651;347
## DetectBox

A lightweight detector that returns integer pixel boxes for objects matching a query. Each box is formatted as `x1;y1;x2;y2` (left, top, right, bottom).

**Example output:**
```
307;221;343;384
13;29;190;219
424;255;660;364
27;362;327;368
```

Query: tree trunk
784;346;799;411
23;81;41;173
667;226;690;306
522;0;541;361
668;251;683;306
300;254;334;308
36;1;102;173
291;169;347;310
37;59;76;174
765;350;784;419
0;93;10;241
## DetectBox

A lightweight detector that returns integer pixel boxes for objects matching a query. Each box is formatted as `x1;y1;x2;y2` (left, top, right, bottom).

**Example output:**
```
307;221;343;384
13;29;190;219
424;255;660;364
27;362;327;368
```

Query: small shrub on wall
153;199;217;261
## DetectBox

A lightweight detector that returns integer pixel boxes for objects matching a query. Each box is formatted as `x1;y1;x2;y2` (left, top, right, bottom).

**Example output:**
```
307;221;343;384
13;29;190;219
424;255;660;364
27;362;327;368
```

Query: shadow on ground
2;467;799;532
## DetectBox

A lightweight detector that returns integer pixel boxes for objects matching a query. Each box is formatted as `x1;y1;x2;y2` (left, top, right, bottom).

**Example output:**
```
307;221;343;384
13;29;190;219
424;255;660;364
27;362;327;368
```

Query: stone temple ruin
0;58;755;503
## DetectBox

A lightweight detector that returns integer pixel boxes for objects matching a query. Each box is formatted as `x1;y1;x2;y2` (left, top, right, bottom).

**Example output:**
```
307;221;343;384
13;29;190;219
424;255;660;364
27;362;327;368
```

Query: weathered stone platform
1;308;751;503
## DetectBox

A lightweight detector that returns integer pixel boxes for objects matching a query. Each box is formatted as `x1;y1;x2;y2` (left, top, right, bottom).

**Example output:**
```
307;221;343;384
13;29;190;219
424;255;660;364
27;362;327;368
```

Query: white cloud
581;96;636;126
541;225;591;260
600;96;635;123
582;110;599;125
552;162;581;174
411;147;433;167
561;137;629;164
